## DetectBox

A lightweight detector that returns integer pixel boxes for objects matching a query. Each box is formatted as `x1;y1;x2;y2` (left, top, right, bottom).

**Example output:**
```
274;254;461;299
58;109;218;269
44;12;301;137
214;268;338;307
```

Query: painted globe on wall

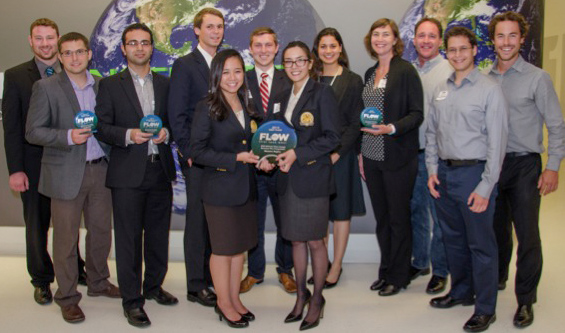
399;0;543;68
89;0;325;214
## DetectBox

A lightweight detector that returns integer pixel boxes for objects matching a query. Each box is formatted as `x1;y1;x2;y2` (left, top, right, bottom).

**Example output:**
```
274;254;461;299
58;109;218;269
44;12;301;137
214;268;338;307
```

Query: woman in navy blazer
190;49;260;328
267;41;340;330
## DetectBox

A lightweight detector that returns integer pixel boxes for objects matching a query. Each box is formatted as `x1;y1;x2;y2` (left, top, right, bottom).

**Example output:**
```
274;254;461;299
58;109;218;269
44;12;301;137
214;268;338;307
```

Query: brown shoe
61;304;85;323
87;283;121;298
239;275;263;293
279;273;297;293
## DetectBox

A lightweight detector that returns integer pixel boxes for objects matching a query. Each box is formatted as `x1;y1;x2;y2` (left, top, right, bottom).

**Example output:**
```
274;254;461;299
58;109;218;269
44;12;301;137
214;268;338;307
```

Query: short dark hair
444;26;477;49
58;32;90;53
488;11;529;40
282;41;316;80
312;27;350;77
122;23;153;46
30;18;59;36
364;18;404;58
249;27;278;46
194;7;224;29
415;17;443;38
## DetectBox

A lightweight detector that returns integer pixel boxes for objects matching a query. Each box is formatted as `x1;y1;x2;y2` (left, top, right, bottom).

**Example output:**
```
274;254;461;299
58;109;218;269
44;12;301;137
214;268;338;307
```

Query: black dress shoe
497;281;506;291
463;313;496;332
285;289;312;323
145;287;178;305
324;268;342;289
370;279;386;291
299;296;325;331
78;270;87;286
378;284;404;296
430;295;475;309
214;305;249;328
124;307;151;327
426;275;447;295
410;266;431;281
307;262;331;285
34;285;53;305
240;311;255;322
513;304;533;328
187;287;217;307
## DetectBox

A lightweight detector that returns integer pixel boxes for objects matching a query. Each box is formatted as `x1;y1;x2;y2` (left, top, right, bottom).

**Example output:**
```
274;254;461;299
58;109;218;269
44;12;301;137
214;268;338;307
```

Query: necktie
259;73;269;114
45;66;55;77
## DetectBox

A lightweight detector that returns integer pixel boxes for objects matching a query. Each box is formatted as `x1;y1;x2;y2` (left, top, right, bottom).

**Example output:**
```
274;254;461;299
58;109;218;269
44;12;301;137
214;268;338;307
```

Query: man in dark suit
96;23;178;328
2;18;86;306
239;27;295;294
25;32;120;324
168;7;224;307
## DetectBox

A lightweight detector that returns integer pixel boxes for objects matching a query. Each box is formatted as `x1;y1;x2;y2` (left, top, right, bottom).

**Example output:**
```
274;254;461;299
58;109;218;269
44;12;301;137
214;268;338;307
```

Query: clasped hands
238;149;297;173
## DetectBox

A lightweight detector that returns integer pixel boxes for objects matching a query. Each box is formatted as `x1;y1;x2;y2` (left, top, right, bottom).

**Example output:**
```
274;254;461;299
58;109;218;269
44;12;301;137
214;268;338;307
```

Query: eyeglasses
60;49;89;57
283;58;309;68
125;40;152;47
446;46;472;55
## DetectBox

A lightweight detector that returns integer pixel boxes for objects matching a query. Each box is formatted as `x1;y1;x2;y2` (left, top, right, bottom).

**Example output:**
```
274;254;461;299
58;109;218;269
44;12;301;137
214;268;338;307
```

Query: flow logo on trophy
360;107;384;128
252;120;297;164
75;110;98;133
140;115;162;138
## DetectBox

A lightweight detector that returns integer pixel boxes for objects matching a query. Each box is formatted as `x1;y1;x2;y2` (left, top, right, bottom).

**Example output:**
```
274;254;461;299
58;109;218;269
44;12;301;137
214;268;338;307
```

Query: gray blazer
25;70;105;200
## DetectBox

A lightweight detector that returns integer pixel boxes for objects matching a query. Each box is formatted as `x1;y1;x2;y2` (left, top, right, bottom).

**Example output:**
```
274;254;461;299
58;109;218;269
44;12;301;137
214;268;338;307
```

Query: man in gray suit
25;32;119;324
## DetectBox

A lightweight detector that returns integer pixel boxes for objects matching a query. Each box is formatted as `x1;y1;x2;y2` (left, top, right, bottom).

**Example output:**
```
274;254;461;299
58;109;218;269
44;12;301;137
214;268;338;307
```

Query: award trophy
74;110;98;133
360;107;383;128
251;120;297;164
140;115;163;138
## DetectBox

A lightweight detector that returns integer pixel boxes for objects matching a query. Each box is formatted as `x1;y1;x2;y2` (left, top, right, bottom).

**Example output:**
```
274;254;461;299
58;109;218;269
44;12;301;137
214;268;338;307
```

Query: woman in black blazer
360;18;424;296
311;27;366;288
267;41;339;330
190;49;260;328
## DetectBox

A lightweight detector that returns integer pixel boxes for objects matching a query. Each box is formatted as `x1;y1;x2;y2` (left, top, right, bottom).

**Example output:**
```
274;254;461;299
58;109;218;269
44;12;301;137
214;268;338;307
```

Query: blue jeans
247;172;293;279
410;152;448;277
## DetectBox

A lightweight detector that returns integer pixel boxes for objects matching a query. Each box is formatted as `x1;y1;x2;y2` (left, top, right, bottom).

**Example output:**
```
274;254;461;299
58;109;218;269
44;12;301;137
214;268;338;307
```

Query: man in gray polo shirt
486;11;565;328
426;26;508;333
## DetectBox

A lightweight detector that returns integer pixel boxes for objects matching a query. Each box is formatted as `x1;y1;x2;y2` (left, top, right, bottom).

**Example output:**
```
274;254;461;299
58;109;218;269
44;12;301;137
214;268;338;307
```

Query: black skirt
329;150;366;221
280;182;329;241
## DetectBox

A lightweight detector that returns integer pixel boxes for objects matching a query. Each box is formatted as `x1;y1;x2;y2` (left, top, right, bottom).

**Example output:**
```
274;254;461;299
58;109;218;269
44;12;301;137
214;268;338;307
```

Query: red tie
260;73;269;114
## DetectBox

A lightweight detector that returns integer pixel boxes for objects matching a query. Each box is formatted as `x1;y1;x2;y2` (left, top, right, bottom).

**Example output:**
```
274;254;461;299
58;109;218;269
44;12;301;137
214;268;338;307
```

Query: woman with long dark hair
190;49;260;328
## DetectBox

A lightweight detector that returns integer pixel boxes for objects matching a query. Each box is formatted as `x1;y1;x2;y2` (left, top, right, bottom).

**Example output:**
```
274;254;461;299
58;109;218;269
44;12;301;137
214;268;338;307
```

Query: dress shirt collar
413;54;444;73
255;65;275;81
489;54;526;75
128;67;153;85
68;71;96;91
448;66;480;86
197;44;214;68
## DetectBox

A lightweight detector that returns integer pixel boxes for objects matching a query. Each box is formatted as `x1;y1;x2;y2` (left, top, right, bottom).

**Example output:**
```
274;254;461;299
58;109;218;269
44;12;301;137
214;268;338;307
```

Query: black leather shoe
215;305;249;328
430;295;475;309
285;289;312;323
426;275;447;295
497;281;506;291
324;268;342;289
187;287;217;307
124;307;151;327
34;285;53;305
299;296;325;331
370;279;386;291
240;311;255;322
463;313;496;332
378;284;404;296
410;266;431;280
145;287;178;305
307;262;331;285
513;304;533;328
78;270;87;286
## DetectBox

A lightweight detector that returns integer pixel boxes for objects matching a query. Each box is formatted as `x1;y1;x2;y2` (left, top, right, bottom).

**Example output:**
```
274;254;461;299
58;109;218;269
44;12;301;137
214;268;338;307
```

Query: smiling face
371;25;397;58
58;40;92;76
414;21;442;63
317;35;342;67
283;46;312;85
28;25;58;63
121;29;153;68
249;33;278;71
220;56;244;97
446;35;476;75
194;13;224;53
492;20;524;65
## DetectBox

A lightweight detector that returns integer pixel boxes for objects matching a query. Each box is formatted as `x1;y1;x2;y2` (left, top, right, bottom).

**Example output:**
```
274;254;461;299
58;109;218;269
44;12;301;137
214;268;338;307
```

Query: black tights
290;239;327;322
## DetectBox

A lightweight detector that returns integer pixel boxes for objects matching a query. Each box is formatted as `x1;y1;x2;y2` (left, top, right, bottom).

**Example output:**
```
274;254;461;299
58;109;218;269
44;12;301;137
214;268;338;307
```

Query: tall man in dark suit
239;27;295;294
25;32;120;324
2;18;86;306
168;7;224;307
96;23;178;328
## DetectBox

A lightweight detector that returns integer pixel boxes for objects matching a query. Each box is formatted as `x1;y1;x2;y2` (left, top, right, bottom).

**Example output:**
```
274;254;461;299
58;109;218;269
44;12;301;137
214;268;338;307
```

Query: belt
505;152;537;158
442;159;485;167
86;157;105;165
148;154;160;162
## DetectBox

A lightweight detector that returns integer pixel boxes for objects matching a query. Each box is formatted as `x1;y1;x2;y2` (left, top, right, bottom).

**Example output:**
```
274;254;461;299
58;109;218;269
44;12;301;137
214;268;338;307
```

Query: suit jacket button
242;140;247;144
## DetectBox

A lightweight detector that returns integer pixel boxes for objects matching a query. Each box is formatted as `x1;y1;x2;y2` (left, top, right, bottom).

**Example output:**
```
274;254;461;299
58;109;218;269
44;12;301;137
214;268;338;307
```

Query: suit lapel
119;69;145;119
58;71;81;114
153;73;164;117
192;48;211;84
27;59;41;83
246;69;262;113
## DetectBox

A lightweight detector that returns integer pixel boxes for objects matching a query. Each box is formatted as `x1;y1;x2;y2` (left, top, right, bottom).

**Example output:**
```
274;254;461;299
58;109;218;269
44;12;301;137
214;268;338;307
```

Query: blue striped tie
45;66;55;77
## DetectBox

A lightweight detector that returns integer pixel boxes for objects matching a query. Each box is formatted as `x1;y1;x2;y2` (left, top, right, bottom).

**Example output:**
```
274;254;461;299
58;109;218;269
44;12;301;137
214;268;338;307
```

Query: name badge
248;89;253;99
377;78;387;89
436;91;448;101
273;103;281;114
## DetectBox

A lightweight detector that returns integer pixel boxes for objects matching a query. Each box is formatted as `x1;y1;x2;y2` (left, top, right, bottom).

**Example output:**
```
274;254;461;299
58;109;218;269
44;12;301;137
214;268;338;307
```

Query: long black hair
206;49;255;121
312;27;350;77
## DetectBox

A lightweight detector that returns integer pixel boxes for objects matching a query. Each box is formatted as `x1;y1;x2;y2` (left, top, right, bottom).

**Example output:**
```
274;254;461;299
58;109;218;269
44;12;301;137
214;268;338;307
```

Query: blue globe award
140;115;163;138
252;120;297;164
360;107;384;128
74;110;98;133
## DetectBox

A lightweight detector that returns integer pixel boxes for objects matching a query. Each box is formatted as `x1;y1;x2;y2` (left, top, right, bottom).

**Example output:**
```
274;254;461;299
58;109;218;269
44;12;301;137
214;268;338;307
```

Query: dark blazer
168;47;211;160
2;59;44;184
190;99;257;206
25;71;105;200
272;79;340;198
364;56;423;170
95;69;176;188
246;67;291;122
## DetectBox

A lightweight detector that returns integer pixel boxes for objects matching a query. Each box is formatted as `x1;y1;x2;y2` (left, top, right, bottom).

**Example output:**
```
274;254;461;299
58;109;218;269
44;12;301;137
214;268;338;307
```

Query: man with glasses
2;18;88;305
96;23;177;328
425;27;507;332
26;32;120;324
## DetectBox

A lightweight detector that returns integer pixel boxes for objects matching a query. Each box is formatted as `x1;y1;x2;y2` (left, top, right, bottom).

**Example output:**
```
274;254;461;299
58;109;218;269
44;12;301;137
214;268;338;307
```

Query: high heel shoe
299;297;325;331
239;311;255;322
284;289;312;323
324;268;343;289
214;305;249;328
307;262;332;285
